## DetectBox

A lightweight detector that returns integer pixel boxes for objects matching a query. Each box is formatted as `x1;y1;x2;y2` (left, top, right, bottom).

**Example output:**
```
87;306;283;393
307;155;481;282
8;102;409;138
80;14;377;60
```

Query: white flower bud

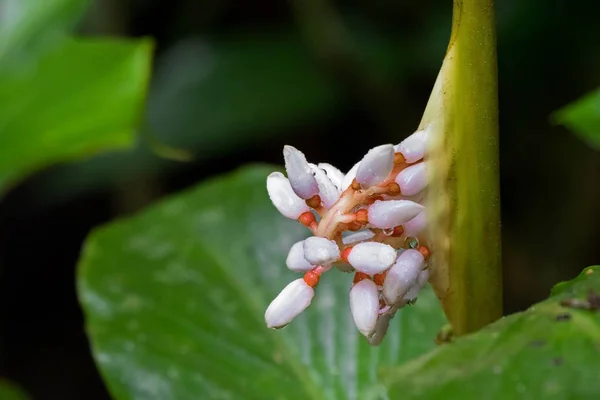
367;200;424;229
303;236;340;265
283;145;319;199
403;284;421;302
349;279;379;337
394;128;428;163
395;162;428;196
266;172;310;219
356;144;395;188
383;249;424;305
265;279;314;329
318;163;345;190
366;310;395;346
417;268;429;287
342;230;375;245
286;241;314;272
403;264;429;302
342;161;361;190
347;242;397;275
403;211;427;237
309;164;340;209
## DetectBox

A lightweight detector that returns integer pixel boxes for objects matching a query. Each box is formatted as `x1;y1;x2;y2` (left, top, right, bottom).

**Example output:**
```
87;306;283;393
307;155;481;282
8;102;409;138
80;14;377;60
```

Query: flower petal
367;200;424;229
265;279;314;329
356;144;395;188
417;268;430;287
342;161;361;190
366;309;395;346
402;211;427;237
286;241;314;272
303;236;340;265
349;279;379;337
347;242;397;275
342;230;376;245
318;163;345;190
309;164;341;209
403;284;420;302
266;172;310;219
283;145;319;199
403;266;429;302
394;128;428;163
383;249;424;305
395;162;428;196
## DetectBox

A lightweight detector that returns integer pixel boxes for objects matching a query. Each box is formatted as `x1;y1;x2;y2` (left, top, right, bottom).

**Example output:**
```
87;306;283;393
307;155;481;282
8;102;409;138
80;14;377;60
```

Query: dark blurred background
1;0;600;398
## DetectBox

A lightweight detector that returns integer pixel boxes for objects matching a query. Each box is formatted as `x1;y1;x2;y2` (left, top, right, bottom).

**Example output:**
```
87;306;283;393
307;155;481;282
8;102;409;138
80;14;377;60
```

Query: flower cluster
264;128;431;345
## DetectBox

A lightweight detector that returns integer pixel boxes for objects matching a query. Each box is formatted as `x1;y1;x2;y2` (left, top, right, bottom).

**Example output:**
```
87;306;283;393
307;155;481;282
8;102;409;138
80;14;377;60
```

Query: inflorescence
264;128;431;345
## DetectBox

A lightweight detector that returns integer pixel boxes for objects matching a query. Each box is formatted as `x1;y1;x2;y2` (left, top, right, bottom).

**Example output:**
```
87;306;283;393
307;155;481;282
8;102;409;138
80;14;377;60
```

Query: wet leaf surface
78;165;446;400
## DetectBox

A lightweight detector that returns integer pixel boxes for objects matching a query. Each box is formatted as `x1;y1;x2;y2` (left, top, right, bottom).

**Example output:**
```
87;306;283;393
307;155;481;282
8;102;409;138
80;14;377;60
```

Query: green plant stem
424;0;502;336
447;0;502;335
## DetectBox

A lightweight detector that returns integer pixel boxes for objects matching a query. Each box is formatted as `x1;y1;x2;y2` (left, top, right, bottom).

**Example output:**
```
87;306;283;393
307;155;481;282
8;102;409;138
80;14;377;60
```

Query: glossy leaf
0;0;153;193
78;165;446;400
31;31;412;206
0;37;152;192
0;379;29;400
381;266;600;399
553;88;600;150
0;0;88;63
31;34;340;203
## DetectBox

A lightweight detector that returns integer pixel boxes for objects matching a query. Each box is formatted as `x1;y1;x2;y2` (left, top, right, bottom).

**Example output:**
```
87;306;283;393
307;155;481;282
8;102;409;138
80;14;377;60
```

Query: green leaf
30;30;415;207
0;0;153;193
31;34;341;203
553;88;600;150
78;165;446;400
0;37;152;191
381;266;600;399
0;0;89;64
0;379;29;400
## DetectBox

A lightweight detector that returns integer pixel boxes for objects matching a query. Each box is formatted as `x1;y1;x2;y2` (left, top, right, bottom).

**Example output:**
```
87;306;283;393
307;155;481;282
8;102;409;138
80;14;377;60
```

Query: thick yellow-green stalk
423;0;502;336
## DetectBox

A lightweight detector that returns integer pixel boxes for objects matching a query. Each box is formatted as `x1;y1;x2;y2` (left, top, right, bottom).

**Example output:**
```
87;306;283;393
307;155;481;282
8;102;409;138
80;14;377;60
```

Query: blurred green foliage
0;0;87;60
381;266;600;399
554;89;600;150
33;29;413;205
78;165;446;400
33;33;341;201
1;0;599;398
0;0;152;193
0;379;29;400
